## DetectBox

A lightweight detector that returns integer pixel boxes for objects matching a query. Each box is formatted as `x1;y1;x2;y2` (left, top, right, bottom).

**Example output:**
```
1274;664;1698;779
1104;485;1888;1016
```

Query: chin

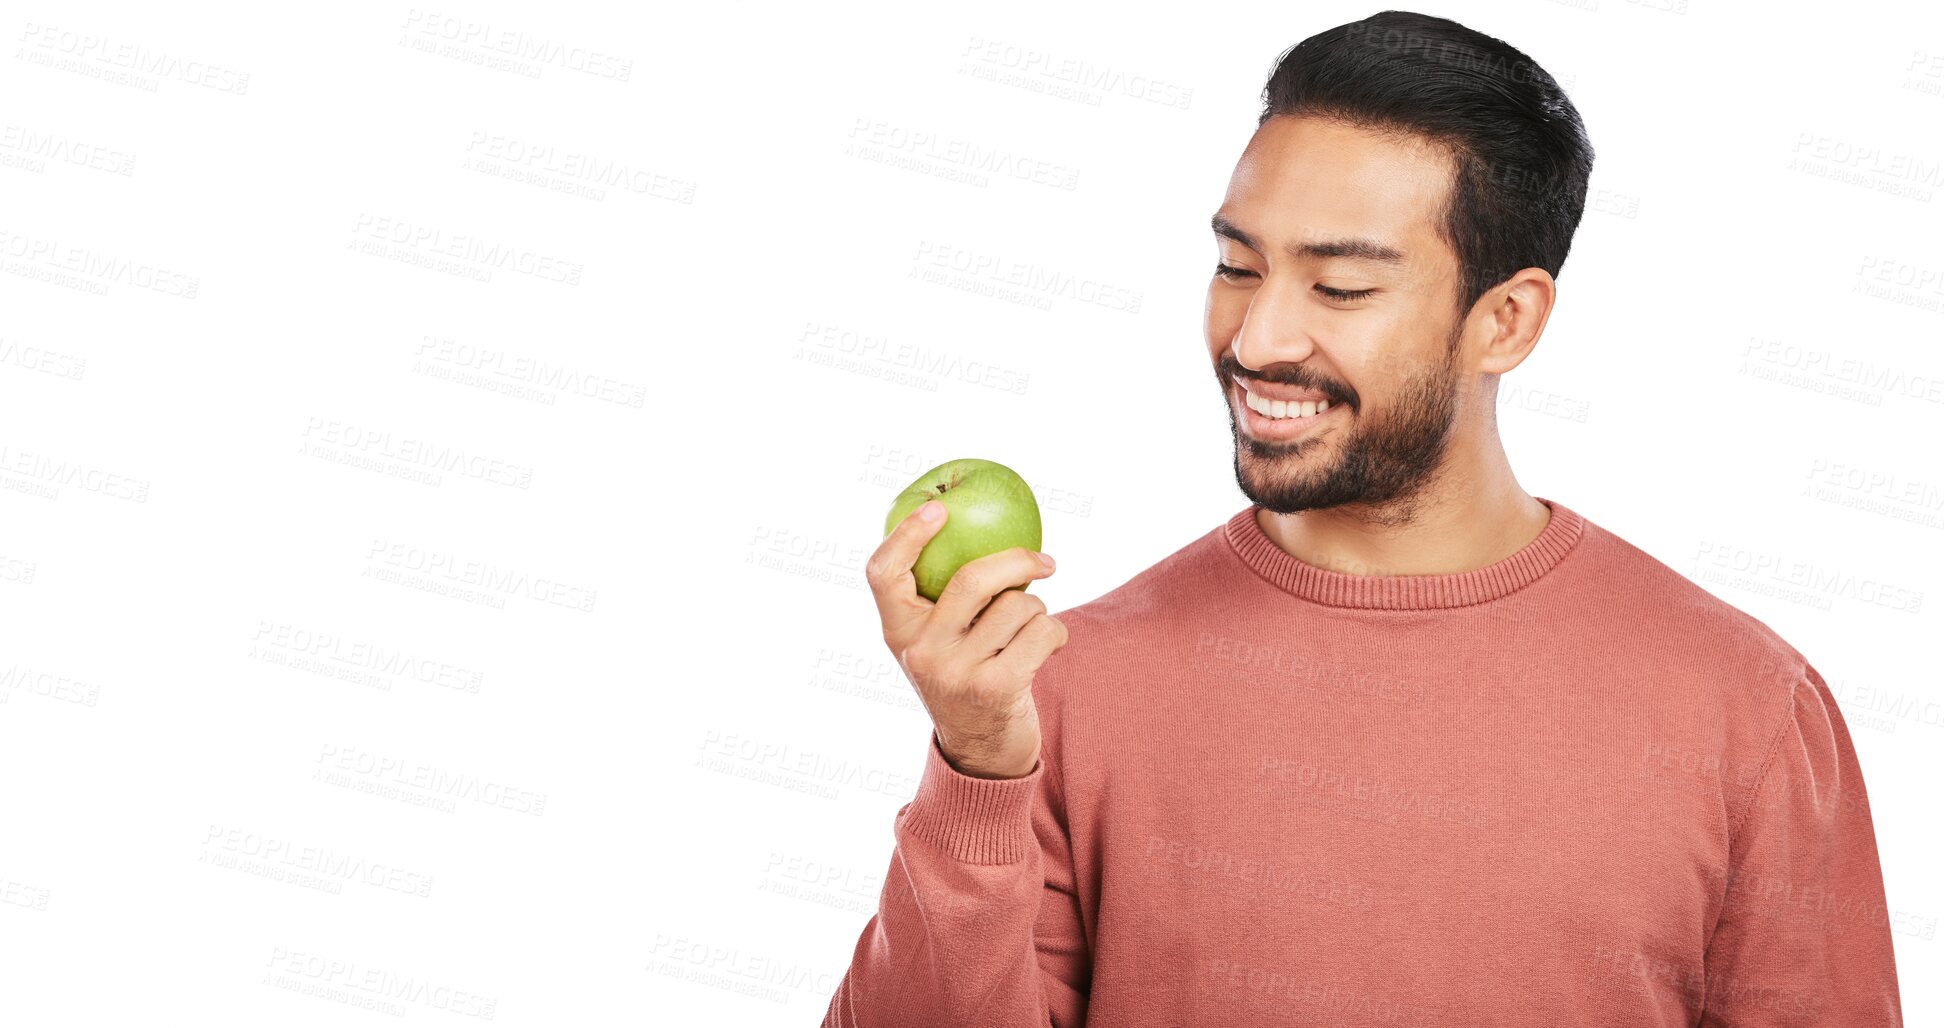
1232;440;1368;514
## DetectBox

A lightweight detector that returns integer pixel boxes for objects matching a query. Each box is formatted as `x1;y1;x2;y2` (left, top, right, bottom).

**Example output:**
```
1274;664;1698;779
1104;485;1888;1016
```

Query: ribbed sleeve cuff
896;732;1042;865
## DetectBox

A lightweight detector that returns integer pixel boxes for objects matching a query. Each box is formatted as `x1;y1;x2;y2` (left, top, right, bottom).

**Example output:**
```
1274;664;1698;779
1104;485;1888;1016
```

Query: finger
926;547;1053;642
987;613;1068;679
961;589;1047;658
866;500;950;642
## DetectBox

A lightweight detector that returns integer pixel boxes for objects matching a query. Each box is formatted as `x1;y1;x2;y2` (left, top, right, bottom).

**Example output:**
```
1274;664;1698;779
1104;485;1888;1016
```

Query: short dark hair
1259;10;1595;319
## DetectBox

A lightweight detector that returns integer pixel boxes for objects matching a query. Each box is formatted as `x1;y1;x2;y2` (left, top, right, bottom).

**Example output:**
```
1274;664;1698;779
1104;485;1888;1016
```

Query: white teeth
1242;386;1330;420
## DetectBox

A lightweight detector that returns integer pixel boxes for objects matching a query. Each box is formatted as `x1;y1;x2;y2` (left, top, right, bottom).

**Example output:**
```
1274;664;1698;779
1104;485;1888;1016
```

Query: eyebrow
1211;213;1406;265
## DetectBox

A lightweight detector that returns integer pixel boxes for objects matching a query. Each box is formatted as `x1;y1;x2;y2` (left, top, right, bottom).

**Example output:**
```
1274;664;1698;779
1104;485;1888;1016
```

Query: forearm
822;733;1072;1028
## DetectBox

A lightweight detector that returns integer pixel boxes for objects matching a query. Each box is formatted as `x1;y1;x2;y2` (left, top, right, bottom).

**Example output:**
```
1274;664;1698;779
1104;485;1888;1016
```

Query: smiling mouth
1231;381;1342;445
1237;376;1337;415
1241;389;1330;420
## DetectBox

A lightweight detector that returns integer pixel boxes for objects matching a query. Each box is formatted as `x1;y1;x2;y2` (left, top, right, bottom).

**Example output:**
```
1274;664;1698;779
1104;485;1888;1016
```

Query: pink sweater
821;498;1903;1027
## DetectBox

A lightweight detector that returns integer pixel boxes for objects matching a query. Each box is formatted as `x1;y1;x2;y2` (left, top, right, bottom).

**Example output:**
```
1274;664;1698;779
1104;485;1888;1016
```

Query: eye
1316;285;1377;303
1216;263;1375;303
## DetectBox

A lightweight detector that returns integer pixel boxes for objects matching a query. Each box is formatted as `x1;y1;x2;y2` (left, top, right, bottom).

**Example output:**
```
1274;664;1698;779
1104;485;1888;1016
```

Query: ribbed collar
1223;496;1586;610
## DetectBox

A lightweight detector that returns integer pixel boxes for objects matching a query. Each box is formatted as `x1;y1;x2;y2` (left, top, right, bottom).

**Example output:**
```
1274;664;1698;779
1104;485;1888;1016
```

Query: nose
1228;277;1319;374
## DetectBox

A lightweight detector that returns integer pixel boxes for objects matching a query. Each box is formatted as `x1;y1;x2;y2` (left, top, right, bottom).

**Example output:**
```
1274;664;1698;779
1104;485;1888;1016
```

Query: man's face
1207;114;1473;517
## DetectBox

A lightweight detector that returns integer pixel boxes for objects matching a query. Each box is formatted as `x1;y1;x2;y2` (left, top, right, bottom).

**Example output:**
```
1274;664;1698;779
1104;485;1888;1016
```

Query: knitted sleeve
1700;664;1902;1026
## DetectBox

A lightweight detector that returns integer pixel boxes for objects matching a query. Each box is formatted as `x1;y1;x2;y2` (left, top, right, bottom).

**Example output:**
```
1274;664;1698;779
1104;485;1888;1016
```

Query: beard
1219;320;1463;521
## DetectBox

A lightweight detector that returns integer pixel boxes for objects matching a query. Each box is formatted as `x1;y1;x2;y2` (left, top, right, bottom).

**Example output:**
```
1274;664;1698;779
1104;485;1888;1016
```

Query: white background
2;0;1940;1024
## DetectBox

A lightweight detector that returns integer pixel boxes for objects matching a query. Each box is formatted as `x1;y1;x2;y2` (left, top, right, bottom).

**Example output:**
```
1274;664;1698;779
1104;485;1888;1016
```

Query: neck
1253;437;1549;579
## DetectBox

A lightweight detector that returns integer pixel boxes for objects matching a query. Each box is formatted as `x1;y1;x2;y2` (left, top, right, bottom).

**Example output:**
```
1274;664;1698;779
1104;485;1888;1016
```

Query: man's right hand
866;500;1068;780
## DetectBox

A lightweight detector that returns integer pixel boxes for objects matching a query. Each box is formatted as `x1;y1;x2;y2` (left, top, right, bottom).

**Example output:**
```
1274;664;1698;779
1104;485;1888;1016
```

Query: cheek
1343;314;1427;378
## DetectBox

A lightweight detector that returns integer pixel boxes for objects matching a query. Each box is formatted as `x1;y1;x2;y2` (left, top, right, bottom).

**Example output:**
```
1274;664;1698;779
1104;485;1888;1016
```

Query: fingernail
1037;552;1055;570
919;501;944;522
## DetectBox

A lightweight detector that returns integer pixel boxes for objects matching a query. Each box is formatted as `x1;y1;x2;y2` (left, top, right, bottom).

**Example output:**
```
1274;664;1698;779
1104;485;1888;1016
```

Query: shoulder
1570;509;1811;706
1054;518;1236;630
1026;516;1233;707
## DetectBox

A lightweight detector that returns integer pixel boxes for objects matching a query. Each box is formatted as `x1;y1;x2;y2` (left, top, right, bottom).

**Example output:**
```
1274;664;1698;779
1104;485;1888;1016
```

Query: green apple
884;458;1043;601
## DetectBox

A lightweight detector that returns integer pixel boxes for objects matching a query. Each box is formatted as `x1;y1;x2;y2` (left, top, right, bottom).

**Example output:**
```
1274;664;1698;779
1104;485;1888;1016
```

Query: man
825;10;1903;1026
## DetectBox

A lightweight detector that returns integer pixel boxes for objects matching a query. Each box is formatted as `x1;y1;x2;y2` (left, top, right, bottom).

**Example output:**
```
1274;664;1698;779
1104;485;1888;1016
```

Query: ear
1474;268;1555;375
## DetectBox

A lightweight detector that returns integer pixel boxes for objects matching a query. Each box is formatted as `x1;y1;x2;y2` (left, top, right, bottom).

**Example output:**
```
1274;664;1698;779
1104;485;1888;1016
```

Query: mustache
1217;355;1353;407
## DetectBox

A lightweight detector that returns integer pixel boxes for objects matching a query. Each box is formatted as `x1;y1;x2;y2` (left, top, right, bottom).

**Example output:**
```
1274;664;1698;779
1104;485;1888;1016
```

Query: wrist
936;732;1036;780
